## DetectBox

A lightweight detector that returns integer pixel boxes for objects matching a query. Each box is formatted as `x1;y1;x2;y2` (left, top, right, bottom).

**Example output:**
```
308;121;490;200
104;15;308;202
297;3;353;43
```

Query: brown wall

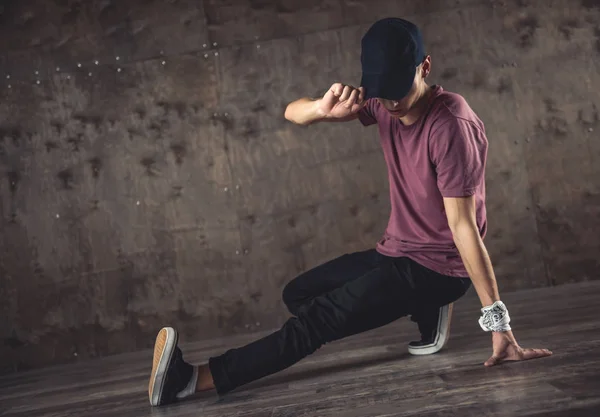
1;0;599;374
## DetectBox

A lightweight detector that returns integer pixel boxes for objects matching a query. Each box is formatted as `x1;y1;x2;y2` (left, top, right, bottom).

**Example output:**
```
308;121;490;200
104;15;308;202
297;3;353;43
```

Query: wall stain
61;3;82;25
537;115;569;137
171;185;183;198
0;126;23;146
157;101;188;118
515;15;538;48
558;18;580;40
578;103;599;126
88;157;102;179
134;107;147;120
497;76;512;94
440;67;458;80
57;168;74;189
536;98;570;137
73;113;104;132
581;0;600;9
127;128;142;140
170;143;186;165
44;140;59;152
472;71;487;89
67;135;83;151
251;101;267;113
4;330;25;349
140;156;159;176
242;118;259;138
7;170;20;195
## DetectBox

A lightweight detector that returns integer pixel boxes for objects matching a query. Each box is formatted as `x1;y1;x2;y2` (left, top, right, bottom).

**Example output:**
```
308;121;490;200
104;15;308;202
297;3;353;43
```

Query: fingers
484;348;553;367
328;83;364;107
358;86;365;103
339;85;353;102
330;83;344;97
345;89;359;108
484;355;500;367
521;348;553;360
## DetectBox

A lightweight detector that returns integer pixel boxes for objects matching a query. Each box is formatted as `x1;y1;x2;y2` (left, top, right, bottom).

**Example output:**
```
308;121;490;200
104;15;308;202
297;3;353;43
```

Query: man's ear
421;55;432;78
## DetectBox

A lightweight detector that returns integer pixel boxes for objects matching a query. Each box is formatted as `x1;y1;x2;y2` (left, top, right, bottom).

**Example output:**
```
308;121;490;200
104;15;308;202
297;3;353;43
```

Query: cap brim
360;66;416;100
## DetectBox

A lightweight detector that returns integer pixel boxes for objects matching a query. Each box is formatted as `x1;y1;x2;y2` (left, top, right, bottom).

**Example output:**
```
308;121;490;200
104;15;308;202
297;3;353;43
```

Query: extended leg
208;256;416;395
147;257;467;405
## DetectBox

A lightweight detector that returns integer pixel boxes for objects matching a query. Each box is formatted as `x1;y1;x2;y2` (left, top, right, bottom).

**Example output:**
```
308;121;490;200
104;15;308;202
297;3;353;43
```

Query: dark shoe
148;327;194;406
408;303;453;355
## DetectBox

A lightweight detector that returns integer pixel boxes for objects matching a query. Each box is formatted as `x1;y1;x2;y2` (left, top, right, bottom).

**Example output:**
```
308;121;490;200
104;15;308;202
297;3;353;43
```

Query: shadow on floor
222;350;412;401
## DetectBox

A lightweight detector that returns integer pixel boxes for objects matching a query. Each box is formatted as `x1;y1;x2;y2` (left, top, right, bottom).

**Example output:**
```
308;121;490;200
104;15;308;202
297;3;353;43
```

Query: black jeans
208;249;471;395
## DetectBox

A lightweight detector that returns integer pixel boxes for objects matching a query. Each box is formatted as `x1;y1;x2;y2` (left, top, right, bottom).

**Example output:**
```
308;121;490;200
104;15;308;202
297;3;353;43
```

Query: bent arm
445;196;553;365
284;84;365;126
284;98;358;126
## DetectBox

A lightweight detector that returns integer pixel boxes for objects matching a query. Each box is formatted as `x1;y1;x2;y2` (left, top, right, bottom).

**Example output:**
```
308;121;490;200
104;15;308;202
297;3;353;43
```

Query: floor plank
1;281;599;417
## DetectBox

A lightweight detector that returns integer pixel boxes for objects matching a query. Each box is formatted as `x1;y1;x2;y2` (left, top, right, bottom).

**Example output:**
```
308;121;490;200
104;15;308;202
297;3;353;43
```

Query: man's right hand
284;83;367;125
317;83;366;119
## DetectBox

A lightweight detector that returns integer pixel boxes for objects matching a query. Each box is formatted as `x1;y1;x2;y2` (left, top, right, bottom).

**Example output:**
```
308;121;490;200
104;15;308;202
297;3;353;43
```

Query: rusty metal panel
0;0;209;63
0;0;71;51
119;0;210;61
216;28;390;313
217;30;388;212
204;0;346;47
0;49;239;372
486;0;600;287
515;58;600;286
340;0;483;27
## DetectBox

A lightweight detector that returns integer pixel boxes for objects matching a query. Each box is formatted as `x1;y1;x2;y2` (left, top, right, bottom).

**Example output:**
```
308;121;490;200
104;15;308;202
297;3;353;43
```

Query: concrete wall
1;0;599;373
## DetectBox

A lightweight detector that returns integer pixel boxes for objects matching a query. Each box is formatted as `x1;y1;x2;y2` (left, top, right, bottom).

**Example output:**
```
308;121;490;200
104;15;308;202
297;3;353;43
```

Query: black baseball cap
360;18;425;100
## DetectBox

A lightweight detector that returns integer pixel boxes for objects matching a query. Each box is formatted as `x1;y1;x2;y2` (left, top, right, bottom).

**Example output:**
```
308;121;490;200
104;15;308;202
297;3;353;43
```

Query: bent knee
282;282;302;315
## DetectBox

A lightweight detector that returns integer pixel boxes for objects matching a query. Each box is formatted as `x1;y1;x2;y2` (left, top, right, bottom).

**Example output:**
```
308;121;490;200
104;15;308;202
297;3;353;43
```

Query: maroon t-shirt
358;85;488;277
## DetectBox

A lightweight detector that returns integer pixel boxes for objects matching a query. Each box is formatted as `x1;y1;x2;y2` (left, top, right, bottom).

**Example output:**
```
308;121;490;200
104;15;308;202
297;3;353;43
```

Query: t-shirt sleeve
357;99;379;126
429;117;488;198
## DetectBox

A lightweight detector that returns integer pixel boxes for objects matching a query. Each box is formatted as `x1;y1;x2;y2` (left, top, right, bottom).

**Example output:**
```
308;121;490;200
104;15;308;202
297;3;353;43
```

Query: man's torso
358;85;488;277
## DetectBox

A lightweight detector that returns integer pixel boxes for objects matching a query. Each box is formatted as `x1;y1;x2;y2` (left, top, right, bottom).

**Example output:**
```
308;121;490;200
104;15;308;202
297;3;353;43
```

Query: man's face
376;79;419;118
376;58;430;118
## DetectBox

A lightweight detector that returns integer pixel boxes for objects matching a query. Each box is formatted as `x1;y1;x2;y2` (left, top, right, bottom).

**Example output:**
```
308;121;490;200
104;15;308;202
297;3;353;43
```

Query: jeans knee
287;314;325;356
282;282;300;315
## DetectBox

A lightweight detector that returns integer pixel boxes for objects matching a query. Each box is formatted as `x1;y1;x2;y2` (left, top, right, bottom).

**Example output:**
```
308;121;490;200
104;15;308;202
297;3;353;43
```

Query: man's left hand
485;330;553;367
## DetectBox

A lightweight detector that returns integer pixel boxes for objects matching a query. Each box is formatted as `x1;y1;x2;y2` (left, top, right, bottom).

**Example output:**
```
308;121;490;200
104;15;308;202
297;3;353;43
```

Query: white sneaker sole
148;327;178;406
408;303;453;356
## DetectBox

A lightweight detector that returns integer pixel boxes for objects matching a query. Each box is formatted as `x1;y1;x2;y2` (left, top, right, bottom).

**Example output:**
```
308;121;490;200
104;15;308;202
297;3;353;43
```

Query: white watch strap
478;301;511;332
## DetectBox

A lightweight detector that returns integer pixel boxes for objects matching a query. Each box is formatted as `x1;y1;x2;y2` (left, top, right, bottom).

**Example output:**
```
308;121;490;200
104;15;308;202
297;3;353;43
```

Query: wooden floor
1;281;600;417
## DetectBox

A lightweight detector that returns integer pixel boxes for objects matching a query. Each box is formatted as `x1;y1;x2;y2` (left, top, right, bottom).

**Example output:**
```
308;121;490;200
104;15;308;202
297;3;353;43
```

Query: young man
148;17;552;407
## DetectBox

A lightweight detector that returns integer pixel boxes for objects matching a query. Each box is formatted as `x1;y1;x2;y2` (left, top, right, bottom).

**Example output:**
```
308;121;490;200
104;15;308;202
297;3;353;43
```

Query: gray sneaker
408;303;453;355
148;327;194;406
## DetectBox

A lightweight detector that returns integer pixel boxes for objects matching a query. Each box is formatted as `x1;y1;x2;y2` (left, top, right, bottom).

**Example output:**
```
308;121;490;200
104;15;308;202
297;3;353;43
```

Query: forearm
442;202;553;363
284;98;326;125
451;222;500;307
453;222;518;342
